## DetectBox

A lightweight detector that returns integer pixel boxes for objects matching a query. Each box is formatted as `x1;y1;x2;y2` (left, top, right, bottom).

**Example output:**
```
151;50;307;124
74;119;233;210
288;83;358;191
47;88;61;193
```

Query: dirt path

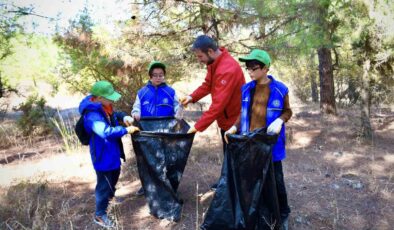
0;105;393;229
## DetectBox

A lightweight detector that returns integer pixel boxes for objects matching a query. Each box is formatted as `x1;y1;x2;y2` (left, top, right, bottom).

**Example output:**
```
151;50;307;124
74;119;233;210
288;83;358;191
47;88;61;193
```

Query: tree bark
318;47;336;114
0;72;3;98
310;74;318;103
360;59;373;141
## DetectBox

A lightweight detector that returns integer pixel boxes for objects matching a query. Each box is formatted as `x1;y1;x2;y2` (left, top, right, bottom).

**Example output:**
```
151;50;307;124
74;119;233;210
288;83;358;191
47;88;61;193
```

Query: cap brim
105;91;121;102
238;56;254;62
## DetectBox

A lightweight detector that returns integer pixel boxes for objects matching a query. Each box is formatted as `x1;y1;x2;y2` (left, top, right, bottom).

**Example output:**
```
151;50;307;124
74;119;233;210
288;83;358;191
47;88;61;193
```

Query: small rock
331;184;340;190
295;216;303;223
333;151;343;157
343;178;364;190
352;181;364;189
325;173;331;178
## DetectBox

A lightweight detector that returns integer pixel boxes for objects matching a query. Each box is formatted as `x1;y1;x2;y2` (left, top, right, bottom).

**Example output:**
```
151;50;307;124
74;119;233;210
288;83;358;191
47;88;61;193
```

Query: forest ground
0;99;393;230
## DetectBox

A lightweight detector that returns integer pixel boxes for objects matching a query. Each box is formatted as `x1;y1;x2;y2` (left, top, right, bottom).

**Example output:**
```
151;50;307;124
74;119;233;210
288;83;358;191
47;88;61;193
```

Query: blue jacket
134;82;176;117
78;95;127;171
240;75;288;162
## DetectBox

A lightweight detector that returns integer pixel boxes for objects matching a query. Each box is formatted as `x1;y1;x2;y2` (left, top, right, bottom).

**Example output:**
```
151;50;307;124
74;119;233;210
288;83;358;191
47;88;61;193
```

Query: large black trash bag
131;117;195;222
201;128;281;230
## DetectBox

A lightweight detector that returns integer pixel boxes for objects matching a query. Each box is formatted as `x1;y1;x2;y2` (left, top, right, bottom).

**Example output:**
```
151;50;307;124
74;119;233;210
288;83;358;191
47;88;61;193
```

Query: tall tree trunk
310;74;318;103
309;52;318;103
199;0;219;41
199;1;210;34
0;72;3;98
360;59;373;141
347;78;359;105
318;47;336;114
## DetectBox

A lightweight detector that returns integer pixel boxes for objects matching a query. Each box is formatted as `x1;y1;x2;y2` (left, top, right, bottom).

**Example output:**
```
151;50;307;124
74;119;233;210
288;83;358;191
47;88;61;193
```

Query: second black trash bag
131;117;195;222
201;128;281;230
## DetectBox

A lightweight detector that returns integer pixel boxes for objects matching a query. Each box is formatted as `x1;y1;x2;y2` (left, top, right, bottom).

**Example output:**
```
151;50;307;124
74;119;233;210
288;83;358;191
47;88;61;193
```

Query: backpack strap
82;109;97;163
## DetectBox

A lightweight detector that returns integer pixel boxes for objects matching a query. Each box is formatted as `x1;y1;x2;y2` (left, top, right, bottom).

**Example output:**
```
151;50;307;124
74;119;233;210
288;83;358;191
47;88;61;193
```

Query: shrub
15;94;55;136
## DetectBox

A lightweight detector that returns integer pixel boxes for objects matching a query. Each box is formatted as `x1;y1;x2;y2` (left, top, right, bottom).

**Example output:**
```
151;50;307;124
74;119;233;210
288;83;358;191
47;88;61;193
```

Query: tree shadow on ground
285;108;393;230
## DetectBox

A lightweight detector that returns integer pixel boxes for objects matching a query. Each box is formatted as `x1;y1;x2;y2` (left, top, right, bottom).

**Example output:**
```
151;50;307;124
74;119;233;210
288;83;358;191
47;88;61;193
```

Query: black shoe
135;187;144;196
210;183;218;191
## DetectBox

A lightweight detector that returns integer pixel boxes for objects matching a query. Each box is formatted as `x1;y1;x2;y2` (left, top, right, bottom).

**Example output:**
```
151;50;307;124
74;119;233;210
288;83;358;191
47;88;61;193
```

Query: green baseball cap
90;80;121;102
148;61;166;72
239;49;271;67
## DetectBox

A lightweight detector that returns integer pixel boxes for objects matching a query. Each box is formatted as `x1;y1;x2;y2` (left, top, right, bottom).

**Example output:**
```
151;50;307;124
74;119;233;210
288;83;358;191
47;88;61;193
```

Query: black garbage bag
201;128;281;230
131;117;195;222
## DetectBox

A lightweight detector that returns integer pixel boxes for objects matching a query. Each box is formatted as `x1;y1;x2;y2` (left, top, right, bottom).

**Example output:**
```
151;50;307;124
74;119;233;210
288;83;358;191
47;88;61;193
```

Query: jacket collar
249;75;276;89
147;80;168;88
207;47;228;71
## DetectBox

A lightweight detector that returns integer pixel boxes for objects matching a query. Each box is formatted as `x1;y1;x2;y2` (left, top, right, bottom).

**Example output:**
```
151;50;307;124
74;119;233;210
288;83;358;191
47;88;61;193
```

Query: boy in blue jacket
131;61;180;196
78;80;139;228
131;61;180;120
224;50;292;230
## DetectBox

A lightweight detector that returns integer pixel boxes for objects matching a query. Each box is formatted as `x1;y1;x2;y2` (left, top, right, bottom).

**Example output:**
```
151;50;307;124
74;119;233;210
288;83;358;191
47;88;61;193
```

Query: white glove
123;116;134;126
132;113;141;121
224;125;237;143
126;126;140;134
267;118;283;134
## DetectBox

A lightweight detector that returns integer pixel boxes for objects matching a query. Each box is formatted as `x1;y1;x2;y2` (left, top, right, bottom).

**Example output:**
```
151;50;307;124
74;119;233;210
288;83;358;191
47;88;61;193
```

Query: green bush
15;94;55;136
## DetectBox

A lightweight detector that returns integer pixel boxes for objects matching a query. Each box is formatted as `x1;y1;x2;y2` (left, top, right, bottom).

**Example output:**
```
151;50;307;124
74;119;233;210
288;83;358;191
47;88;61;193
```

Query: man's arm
194;72;237;131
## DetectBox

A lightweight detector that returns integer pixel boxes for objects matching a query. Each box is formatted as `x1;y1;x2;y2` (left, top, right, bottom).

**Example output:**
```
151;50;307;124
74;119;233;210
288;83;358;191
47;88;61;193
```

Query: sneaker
94;214;115;228
135;187;144;196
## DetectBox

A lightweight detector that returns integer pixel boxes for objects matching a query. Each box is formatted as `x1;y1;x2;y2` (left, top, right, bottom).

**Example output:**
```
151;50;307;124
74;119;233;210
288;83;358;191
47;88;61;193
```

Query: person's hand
132;113;141;121
179;96;192;107
224;125;237;143
126;126;140;134
123;116;134;126
187;126;197;134
267;118;283;134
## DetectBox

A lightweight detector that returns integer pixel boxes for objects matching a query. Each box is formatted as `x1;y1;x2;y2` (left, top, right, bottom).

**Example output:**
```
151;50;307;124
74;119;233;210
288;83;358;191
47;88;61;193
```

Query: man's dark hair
149;66;166;77
245;60;265;69
192;35;218;53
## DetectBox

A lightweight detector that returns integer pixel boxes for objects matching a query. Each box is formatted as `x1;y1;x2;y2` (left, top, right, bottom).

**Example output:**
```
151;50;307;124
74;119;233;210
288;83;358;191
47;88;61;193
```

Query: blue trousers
95;168;121;216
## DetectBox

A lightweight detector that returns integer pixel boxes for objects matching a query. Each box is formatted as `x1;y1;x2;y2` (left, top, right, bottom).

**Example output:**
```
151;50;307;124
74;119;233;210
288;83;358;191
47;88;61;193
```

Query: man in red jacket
180;35;245;189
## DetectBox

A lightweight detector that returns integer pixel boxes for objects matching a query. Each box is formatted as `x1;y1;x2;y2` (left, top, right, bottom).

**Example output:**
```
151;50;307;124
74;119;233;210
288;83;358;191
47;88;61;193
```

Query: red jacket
191;48;245;131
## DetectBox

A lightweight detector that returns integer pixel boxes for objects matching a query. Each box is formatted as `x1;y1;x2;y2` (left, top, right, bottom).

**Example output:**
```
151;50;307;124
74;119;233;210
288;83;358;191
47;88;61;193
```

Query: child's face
96;97;113;106
150;68;165;86
246;65;268;81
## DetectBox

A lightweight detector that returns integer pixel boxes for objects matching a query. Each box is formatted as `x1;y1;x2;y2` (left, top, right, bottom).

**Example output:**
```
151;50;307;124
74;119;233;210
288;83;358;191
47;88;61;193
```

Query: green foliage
54;6;192;112
0;33;62;94
0;5;23;97
15;94;54;136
